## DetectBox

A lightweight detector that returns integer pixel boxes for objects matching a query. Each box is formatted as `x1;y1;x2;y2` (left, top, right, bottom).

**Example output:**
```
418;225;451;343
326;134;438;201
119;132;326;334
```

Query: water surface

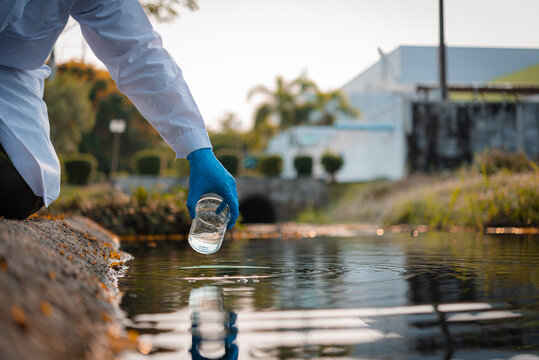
119;232;539;359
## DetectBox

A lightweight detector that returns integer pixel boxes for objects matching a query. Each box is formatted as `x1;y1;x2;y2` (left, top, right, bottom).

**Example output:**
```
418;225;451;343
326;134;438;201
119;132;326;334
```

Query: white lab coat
0;0;211;206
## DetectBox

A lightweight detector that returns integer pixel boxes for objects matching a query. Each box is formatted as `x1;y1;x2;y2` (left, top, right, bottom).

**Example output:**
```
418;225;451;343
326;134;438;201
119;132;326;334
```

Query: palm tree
247;75;316;132
248;75;360;132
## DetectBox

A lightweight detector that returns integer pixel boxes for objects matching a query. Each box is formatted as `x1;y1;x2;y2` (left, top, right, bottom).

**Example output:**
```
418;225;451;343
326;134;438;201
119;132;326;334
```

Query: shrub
258;155;283;176
321;152;344;182
134;149;162;175
64;153;97;185
384;171;539;230
218;153;239;176
294;155;313;177
474;149;532;175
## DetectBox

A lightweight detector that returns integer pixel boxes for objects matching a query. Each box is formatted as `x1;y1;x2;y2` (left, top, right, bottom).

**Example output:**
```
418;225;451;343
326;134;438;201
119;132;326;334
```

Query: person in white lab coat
0;0;239;225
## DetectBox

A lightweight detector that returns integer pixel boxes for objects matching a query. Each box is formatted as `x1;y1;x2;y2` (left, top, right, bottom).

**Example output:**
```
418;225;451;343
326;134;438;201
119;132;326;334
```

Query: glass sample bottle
188;193;230;255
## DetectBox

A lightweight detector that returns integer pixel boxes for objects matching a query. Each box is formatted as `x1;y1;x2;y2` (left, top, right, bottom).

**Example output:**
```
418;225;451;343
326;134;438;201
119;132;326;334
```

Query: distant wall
408;102;539;171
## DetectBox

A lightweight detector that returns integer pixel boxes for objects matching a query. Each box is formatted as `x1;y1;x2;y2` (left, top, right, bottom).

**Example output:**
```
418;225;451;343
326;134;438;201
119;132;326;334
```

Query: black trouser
0;144;44;220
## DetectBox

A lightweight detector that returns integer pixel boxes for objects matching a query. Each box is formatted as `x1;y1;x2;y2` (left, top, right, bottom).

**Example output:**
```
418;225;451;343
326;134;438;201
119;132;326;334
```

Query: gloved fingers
215;200;227;215
221;192;239;228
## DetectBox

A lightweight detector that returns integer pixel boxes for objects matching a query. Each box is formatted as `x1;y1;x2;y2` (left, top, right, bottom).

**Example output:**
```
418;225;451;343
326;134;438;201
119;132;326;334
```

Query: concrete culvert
239;196;276;223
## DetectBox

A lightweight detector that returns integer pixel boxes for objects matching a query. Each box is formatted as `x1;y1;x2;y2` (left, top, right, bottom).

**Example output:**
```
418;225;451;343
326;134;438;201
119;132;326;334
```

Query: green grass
296;165;539;231
295;179;408;224
384;169;539;230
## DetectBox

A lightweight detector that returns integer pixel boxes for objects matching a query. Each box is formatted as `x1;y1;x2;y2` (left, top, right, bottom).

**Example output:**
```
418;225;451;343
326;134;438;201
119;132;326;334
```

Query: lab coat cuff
172;128;212;159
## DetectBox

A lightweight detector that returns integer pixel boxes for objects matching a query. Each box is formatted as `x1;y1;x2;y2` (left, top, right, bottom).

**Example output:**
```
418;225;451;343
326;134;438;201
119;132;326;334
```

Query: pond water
119;232;539;360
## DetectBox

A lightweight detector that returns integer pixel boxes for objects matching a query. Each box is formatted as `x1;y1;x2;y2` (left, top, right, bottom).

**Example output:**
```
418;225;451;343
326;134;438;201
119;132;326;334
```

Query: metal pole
439;0;447;101
110;132;120;179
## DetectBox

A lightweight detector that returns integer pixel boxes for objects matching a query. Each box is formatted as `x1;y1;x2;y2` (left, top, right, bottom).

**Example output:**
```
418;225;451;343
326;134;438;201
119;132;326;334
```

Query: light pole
109;118;126;179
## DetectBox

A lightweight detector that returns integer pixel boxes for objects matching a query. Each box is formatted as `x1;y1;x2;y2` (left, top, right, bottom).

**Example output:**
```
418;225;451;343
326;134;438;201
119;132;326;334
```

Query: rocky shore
0;215;133;360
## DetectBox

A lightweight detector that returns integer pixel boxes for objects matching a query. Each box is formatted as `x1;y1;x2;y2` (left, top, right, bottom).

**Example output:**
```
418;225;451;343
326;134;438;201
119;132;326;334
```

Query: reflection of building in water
189;286;238;360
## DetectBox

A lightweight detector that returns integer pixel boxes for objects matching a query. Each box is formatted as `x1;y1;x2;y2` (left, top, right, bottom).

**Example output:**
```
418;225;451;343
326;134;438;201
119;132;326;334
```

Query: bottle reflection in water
189;286;238;360
189;194;231;255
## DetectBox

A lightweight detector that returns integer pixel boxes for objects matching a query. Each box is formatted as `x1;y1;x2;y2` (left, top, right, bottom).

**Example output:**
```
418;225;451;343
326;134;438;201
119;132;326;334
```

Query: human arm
71;0;240;225
71;0;210;158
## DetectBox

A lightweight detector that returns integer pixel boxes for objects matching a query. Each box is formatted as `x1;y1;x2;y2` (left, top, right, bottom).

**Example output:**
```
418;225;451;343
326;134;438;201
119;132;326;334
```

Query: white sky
55;0;539;130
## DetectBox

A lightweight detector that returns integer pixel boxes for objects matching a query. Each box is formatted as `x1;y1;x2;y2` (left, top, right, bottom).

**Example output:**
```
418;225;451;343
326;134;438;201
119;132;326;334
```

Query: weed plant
385;158;539;230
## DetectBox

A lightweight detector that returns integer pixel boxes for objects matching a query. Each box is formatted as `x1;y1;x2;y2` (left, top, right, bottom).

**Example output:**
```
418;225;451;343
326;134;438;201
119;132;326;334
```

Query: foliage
218;153;239;176
44;73;95;155
49;187;191;235
385;168;539;230
258;155;283;177
133;149;163;175
321;152;344;182
63;153;97;185
474;149;533;175
295;206;327;224
141;0;199;22
217;112;243;134
247;74;360;134
248;75;313;131
56;62;164;175
294;155;313;177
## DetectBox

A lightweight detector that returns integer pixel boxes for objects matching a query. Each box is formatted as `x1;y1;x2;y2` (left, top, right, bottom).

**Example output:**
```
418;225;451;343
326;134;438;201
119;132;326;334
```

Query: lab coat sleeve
71;0;211;158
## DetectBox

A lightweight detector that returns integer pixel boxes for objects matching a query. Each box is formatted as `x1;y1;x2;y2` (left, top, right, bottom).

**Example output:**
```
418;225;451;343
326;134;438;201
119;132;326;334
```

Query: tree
218;112;242;134
247;74;316;132
141;0;199;22
321;152;344;183
247;74;360;134
44;73;95;155
79;91;163;174
57;62;164;174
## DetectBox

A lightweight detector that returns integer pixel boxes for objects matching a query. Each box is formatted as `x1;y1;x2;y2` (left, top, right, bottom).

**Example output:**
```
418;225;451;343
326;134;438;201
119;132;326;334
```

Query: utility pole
439;0;447;100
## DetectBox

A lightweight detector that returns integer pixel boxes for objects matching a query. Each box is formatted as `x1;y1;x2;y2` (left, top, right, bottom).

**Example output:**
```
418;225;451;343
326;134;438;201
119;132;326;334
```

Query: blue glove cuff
187;147;213;163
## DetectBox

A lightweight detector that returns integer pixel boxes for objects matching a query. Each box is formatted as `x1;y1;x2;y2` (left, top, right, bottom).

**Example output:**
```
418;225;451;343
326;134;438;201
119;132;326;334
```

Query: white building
267;45;539;182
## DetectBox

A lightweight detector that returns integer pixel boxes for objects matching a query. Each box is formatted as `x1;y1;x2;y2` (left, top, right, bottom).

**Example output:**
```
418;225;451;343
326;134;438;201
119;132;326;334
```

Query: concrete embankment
0;215;132;360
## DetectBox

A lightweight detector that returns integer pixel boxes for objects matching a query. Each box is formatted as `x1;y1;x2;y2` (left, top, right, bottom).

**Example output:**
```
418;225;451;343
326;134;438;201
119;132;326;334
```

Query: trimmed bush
321;152;344;182
218;153;239;176
134;149;162;175
258;155;283;176
294;155;313;177
64;153;97;185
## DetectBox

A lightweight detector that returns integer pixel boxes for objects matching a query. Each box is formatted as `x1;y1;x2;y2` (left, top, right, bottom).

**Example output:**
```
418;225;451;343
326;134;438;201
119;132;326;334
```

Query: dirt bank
0;215;132;360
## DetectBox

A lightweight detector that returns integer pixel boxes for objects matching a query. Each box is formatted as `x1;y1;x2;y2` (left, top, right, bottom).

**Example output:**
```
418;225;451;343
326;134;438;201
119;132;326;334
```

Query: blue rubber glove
187;148;239;228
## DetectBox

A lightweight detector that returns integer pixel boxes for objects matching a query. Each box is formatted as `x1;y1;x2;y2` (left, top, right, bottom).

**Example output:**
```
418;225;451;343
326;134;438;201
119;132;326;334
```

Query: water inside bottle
188;210;227;255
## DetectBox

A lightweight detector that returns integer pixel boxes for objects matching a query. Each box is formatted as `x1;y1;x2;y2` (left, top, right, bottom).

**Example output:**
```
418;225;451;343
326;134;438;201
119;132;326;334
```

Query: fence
407;101;539;171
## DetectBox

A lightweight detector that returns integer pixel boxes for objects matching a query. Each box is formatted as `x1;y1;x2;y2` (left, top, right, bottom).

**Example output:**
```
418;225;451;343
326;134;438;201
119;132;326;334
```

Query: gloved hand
187;148;239;228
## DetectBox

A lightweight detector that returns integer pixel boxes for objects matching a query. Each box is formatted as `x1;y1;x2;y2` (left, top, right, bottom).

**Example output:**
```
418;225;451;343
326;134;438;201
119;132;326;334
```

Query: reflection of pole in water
189;286;238;360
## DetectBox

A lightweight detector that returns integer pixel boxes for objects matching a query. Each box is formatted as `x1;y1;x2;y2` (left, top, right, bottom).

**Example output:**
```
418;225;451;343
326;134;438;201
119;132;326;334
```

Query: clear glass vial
188;193;230;255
